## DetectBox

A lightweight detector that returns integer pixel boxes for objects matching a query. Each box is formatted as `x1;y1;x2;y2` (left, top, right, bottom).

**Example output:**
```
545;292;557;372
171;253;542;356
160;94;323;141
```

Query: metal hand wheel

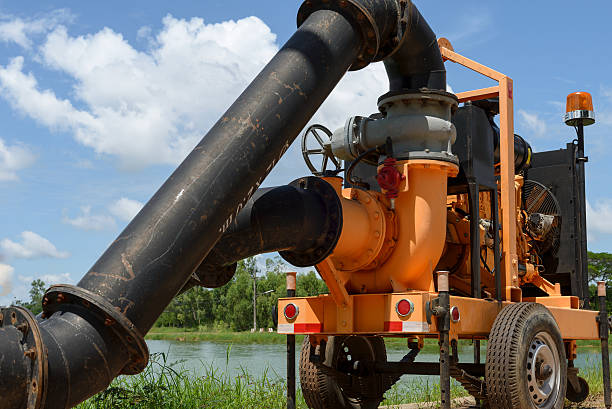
301;124;341;176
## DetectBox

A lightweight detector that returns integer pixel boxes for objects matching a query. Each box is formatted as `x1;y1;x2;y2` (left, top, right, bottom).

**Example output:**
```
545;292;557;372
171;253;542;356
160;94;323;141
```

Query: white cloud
587;200;612;235
0;138;35;180
0;15;278;169
0;10;73;49
518;109;547;137
18;272;71;285
0;231;69;259
109;197;144;221
63;205;116;231
0;263;13;296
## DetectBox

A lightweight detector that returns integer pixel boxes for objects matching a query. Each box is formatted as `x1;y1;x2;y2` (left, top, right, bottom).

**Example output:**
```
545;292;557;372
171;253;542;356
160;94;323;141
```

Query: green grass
77;352;297;409
77;352;472;409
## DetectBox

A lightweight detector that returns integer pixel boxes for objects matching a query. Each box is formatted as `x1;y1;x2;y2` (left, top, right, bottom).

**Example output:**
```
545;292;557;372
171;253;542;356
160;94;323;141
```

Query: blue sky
0;1;611;303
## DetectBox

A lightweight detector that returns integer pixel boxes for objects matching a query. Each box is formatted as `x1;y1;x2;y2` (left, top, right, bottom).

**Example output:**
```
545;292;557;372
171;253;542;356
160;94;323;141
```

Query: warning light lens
450;306;460;323
396;299;414;317
564;91;595;126
566;92;593;113
284;303;299;320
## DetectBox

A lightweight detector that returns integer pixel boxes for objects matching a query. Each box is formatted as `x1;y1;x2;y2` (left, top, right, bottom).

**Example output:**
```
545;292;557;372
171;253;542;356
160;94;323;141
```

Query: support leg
286;273;297;409
473;339;481;408
437;272;451;409
598;281;611;409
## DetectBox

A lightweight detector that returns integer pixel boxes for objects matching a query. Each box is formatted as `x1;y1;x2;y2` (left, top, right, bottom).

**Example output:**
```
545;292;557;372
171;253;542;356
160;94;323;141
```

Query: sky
1;1;612;304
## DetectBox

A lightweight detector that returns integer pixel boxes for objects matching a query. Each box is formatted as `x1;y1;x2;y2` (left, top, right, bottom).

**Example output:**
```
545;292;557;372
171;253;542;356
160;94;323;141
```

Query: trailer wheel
299;335;387;409
486;303;567;409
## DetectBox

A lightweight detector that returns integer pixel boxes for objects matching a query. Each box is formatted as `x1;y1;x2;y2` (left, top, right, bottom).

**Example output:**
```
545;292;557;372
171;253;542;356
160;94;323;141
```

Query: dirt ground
380;395;608;408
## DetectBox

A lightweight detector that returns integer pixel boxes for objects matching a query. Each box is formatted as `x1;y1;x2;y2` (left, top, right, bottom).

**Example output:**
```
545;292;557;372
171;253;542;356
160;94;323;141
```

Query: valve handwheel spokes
301;124;342;176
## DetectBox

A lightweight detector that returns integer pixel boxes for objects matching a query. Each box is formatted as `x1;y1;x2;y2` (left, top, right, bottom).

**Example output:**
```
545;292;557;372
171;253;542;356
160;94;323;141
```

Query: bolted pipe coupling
297;0;401;70
0;306;47;409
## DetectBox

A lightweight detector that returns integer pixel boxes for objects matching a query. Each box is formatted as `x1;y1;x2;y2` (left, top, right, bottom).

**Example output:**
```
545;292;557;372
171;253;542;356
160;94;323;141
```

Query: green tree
587;252;612;313
15;279;46;315
297;270;328;297
154;256;331;330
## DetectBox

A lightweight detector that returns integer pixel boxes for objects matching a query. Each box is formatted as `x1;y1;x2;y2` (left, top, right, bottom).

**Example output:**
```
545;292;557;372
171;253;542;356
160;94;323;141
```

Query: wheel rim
526;331;561;408
335;336;377;402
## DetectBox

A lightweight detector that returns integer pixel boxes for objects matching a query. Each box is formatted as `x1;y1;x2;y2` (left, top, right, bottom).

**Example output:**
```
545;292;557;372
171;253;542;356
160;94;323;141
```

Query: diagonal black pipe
1;9;363;409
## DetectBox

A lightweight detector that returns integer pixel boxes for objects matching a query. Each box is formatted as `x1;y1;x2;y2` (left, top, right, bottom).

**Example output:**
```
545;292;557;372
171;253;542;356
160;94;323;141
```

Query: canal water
146;339;605;385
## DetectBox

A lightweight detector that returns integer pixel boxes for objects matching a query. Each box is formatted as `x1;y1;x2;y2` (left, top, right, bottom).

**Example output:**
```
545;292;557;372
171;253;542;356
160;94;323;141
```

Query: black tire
299;335;387;409
566;376;589;403
486;303;567;409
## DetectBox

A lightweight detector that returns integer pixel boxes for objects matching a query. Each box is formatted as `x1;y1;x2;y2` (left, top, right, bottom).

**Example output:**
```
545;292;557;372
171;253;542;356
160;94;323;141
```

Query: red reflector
294;323;322;333
450;306;460;323
284;303;298;320
396;299;413;317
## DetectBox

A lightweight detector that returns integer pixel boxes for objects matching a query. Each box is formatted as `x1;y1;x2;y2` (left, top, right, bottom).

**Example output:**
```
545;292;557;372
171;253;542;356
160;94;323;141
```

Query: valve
376;157;404;209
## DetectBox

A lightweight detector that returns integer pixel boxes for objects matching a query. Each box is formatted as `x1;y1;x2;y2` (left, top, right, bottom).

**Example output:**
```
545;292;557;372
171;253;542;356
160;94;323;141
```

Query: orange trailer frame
277;40;599;346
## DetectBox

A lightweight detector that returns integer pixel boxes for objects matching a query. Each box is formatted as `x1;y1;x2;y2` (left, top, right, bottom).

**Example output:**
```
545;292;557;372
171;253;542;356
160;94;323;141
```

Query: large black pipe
77;9;361;335
0;1;454;407
1;8;363;409
182;177;342;291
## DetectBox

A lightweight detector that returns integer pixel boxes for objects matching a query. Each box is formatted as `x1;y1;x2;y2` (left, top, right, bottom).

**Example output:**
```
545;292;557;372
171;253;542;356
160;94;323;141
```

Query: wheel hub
526;333;560;408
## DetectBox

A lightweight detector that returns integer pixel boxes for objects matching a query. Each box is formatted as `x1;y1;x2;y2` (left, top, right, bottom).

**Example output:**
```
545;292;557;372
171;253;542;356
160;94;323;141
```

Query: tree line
11;252;612;332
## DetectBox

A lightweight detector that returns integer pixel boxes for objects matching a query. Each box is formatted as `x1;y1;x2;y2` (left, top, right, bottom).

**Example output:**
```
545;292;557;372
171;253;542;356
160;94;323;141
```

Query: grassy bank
146;327;303;344
77;352;470;409
77;352;607;409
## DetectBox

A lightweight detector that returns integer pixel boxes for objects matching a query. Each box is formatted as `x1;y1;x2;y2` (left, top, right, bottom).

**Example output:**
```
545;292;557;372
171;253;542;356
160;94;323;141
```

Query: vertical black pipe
468;181;481;299
598;282;611;409
286;272;297;409
492;189;502;302
76;9;361;335
437;272;451;409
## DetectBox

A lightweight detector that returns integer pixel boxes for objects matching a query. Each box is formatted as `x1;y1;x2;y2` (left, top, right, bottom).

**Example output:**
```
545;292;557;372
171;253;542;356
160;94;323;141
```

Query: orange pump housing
322;159;458;294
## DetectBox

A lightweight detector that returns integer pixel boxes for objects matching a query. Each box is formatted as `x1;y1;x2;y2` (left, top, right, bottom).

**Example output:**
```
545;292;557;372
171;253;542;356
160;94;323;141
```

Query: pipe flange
280;177;343;267
377;89;459;111
376;0;412;62
297;0;381;70
0;306;48;409
332;188;386;272
42;285;149;375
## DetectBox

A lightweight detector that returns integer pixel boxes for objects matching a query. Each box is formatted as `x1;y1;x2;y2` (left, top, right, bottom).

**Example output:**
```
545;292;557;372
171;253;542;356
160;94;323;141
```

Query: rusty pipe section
180;177;342;292
1;8;366;408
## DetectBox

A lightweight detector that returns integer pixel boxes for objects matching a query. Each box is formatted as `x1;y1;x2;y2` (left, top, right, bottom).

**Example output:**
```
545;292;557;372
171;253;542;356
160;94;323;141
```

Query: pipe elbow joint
297;0;401;70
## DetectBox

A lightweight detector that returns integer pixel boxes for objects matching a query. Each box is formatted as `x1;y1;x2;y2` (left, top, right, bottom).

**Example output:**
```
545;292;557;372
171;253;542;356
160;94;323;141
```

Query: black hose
346;146;380;189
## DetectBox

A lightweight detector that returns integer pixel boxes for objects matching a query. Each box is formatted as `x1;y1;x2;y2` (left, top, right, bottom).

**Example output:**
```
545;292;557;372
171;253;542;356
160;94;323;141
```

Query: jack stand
286;272;297;409
598;281;611;409
473;340;481;408
437;271;451;409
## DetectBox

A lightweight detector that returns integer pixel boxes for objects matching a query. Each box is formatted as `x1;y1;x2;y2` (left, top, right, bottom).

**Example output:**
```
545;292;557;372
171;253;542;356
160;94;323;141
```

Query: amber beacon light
564;91;595;126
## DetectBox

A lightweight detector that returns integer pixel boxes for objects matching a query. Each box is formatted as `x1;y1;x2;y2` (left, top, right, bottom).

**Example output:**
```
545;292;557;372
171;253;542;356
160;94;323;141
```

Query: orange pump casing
321;159;458;295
